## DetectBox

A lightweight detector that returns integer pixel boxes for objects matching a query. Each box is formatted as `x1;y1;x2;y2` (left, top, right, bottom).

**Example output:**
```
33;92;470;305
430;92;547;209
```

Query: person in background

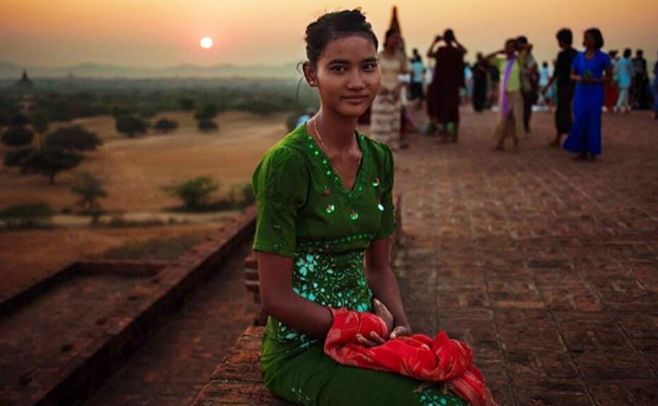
486;38;523;151
614;48;633;114
296;108;316;127
488;62;501;110
542;28;578;147
463;63;474;104
604;50;619;112
563;28;612;161
371;29;408;149
538;61;551;110
426;29;467;142
472;52;490;112
408;48;426;105
631;49;649;108
516;36;539;134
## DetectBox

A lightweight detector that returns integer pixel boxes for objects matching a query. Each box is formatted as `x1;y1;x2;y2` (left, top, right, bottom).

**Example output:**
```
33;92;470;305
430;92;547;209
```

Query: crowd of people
356;27;658;159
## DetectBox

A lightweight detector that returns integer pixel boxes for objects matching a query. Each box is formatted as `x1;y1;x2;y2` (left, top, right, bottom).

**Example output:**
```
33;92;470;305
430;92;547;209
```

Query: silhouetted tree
153;118;179;133
1;126;34;147
21;148;83;185
45;125;102;151
115;115;149;137
70;171;107;224
180;97;196;111
3;146;36;173
163;176;219;210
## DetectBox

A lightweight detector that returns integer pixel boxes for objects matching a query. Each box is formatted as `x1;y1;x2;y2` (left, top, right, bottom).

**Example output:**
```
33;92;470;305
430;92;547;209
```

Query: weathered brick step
0;207;256;406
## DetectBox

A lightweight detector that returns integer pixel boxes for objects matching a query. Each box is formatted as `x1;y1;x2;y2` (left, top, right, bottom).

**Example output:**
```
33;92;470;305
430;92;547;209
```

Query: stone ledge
191;326;289;405
0;206;257;405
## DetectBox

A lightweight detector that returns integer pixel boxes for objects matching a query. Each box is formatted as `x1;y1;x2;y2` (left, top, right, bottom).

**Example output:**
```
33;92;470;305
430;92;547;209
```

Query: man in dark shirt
543;28;578;147
632;49;650;108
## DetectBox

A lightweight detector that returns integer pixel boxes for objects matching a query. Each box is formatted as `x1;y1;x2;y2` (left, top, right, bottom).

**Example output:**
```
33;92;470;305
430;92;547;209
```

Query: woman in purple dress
563;28;612;160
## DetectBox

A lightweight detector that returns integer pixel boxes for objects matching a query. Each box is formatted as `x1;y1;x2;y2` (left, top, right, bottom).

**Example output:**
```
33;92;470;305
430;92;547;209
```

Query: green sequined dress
252;124;466;406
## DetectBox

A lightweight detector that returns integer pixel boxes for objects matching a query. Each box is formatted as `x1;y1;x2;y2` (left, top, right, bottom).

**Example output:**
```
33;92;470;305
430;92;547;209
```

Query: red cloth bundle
324;308;497;406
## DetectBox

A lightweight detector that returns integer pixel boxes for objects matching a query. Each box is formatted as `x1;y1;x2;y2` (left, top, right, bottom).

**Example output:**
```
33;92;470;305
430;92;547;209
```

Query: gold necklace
311;118;359;180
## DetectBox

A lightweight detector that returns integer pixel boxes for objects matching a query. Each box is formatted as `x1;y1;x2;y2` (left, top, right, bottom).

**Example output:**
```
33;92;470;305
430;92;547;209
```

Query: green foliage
197;118;218;131
194;103;219;121
10;114;31;127
153;118;179;133
45;125;102;151
0;99;21;126
115;114;149;137
21;147;83;184
2;126;34;147
70;171;107;223
230;183;255;208
31;112;50;134
179;97;196;111
3;146;35;173
163;176;219;210
0;202;54;228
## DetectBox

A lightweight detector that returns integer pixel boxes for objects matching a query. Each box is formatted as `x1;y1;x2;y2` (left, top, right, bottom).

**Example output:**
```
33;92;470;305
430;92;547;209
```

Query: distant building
14;70;34;89
387;6;407;60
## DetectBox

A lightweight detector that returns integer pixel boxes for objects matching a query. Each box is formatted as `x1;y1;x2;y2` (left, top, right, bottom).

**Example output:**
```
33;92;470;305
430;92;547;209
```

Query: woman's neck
314;109;358;153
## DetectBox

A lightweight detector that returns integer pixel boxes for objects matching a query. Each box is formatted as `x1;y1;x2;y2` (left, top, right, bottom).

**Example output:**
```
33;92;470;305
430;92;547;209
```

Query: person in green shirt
252;9;467;406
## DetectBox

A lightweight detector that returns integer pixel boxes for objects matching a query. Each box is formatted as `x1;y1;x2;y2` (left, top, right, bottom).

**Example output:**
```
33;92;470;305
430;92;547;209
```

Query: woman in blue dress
563;28;612;160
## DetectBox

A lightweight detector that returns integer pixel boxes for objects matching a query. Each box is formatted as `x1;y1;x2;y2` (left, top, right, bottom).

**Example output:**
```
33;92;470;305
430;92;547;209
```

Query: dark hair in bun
304;9;378;67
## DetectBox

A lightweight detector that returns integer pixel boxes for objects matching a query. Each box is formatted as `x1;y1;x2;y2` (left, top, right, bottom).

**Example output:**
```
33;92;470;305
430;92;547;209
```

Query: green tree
3;146;36;173
194;103;218;121
22;148;83;185
179;97;195;111
10;113;31;127
163;176;219;210
70;171;107;224
1;126;34;147
45;125;102;151
153;118;179;133
31;112;50;135
0;202;54;228
115;115;149;137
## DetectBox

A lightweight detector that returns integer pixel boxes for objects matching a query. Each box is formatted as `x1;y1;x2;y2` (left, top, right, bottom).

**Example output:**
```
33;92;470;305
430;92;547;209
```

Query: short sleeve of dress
252;146;308;257
374;143;395;240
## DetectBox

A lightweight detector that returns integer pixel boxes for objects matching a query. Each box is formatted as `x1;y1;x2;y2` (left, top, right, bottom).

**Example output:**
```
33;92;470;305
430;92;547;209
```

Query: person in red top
426;29;467;142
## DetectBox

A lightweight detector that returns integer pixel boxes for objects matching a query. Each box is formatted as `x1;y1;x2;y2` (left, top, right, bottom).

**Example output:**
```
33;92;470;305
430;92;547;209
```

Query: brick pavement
394;110;658;405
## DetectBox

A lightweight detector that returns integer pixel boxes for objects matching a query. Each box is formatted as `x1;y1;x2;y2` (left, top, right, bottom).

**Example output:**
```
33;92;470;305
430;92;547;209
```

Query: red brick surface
195;111;657;406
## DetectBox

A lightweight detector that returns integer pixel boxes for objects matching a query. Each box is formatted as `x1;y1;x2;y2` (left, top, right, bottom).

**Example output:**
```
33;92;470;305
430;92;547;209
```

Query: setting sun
200;37;213;49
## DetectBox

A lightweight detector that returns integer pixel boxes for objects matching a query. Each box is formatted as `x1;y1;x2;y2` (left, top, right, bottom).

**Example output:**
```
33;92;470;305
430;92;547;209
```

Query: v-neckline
303;124;366;195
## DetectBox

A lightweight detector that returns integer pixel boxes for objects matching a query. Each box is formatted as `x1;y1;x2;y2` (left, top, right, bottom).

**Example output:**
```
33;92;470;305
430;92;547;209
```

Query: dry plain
0;110;288;300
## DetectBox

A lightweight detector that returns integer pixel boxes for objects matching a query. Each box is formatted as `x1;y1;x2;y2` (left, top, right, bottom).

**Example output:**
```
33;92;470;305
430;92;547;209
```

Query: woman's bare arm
365;238;410;333
257;252;333;339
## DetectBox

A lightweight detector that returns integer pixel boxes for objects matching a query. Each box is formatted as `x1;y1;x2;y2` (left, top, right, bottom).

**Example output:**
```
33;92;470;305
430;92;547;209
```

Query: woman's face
583;32;596;49
306;35;381;119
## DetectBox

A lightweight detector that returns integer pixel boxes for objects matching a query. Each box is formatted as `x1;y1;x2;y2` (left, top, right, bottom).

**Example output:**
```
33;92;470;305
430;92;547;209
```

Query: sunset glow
0;0;656;68
200;37;214;49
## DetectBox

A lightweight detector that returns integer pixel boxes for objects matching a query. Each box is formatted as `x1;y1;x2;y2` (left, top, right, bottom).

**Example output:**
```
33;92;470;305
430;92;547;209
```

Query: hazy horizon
2;0;657;69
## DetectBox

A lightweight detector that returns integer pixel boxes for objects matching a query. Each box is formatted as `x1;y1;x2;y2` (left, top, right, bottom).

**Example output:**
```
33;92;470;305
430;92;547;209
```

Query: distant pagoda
387;6;406;57
14;70;34;89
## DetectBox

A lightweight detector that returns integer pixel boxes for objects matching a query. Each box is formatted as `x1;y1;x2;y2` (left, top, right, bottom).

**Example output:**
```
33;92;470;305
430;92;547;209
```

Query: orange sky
1;0;657;68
